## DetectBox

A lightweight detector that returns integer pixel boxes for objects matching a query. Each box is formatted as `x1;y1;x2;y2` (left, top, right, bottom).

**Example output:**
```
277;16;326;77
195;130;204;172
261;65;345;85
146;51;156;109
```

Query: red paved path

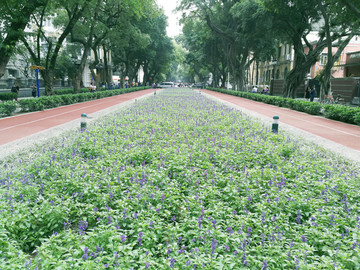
0;88;359;152
202;90;360;151
0;89;155;145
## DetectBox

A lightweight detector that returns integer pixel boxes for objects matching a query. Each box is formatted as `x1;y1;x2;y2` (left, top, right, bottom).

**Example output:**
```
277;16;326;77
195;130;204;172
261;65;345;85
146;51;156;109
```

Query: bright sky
156;0;182;37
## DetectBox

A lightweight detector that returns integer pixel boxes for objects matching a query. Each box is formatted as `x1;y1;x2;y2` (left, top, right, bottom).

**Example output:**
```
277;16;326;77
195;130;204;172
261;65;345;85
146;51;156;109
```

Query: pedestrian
304;86;310;101
31;83;37;98
310;85;317;102
251;86;258;93
11;82;20;101
263;86;269;94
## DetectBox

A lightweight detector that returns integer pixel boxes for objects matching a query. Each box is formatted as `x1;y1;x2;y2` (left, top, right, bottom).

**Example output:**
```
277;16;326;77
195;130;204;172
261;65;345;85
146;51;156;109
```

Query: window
320;53;328;65
334;55;341;66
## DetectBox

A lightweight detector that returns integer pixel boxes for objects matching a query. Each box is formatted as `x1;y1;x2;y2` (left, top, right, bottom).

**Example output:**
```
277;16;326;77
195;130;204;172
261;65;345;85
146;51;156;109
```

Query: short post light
272;115;279;133
81;113;87;130
154;91;156;96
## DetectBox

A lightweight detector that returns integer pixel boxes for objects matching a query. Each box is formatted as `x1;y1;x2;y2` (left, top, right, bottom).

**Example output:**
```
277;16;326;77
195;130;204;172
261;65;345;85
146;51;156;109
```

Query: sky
156;0;182;37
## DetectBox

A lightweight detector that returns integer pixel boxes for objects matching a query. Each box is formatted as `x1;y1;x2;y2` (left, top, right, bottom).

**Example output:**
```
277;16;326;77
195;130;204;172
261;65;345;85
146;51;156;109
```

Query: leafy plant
0;101;17;116
0;92;17;101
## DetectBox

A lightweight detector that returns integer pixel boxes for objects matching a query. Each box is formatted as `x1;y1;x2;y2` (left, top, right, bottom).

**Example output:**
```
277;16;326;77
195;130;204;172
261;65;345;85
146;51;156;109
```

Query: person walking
310;85;317;102
304;86;310;101
31;83;37;98
11;82;19;101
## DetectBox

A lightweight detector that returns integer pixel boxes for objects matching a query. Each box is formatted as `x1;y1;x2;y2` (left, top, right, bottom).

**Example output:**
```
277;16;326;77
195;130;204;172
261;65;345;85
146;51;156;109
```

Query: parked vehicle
158;82;174;88
191;83;203;89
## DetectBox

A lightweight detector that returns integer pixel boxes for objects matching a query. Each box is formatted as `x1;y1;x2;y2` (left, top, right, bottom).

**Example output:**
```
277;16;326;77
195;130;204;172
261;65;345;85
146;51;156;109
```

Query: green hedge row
0;92;17;101
206;87;360;125
0;87;150;117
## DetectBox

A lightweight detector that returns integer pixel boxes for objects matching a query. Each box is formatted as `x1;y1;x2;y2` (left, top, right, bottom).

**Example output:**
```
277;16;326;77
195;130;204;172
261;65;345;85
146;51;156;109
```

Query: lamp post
272;115;279;133
30;65;45;97
81;113;87;130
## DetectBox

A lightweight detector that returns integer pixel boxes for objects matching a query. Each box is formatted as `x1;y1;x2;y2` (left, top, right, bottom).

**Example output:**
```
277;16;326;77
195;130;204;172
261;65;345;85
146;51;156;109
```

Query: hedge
0;92;17;101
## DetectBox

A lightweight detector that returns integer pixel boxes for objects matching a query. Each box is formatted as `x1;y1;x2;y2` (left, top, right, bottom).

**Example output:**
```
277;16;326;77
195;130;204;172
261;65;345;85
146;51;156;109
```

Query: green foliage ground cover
1;89;360;269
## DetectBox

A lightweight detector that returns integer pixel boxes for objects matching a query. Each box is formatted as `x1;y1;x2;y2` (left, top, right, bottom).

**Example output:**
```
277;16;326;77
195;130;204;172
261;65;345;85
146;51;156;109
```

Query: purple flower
172;216;176;222
212;219;217;229
301;235;307;242
261;260;268;270
170;258;175;268
211;238;217;255
121;235;126;243
247;227;252;237
107;216;112;224
225;245;230;252
78;220;88;235
82;246;89;259
138;232;143;246
296;210;301;224
145;262;150;269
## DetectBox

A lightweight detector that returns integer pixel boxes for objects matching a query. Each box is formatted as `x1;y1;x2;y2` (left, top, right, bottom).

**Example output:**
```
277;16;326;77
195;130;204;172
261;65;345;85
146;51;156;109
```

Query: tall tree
262;0;328;98
21;0;93;95
316;0;357;98
341;0;360;18
179;0;275;90
0;0;46;78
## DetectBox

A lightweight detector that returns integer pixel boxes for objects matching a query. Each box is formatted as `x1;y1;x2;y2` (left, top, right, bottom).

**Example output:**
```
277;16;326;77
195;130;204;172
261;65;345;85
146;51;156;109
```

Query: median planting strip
1;89;359;269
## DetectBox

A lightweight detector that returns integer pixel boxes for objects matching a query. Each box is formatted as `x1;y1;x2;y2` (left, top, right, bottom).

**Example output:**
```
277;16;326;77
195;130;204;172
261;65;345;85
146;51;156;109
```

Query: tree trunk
42;69;55;95
72;69;81;93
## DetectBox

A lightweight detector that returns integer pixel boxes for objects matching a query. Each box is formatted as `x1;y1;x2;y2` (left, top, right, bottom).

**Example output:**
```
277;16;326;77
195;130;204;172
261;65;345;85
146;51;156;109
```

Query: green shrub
0;92;17;101
40;96;63;109
323;104;360;124
54;88;74;95
60;94;73;105
18;99;45;112
0;101;17;116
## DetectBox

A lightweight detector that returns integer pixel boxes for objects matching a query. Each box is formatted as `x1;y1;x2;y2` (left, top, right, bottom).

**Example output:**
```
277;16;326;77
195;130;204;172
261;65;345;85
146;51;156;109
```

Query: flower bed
1;89;360;269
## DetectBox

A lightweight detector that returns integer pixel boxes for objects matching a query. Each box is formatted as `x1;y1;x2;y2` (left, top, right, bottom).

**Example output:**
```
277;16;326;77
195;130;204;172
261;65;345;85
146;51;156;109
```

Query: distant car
192;83;203;89
158;82;174;88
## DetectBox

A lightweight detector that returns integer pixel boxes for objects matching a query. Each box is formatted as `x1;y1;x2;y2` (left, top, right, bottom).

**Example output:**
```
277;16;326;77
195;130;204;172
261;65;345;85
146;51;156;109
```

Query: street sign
30;65;45;70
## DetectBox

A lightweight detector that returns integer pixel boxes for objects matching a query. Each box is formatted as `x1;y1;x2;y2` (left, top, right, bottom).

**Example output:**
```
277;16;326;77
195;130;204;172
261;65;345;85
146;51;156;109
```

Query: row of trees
0;0;174;95
178;0;360;98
